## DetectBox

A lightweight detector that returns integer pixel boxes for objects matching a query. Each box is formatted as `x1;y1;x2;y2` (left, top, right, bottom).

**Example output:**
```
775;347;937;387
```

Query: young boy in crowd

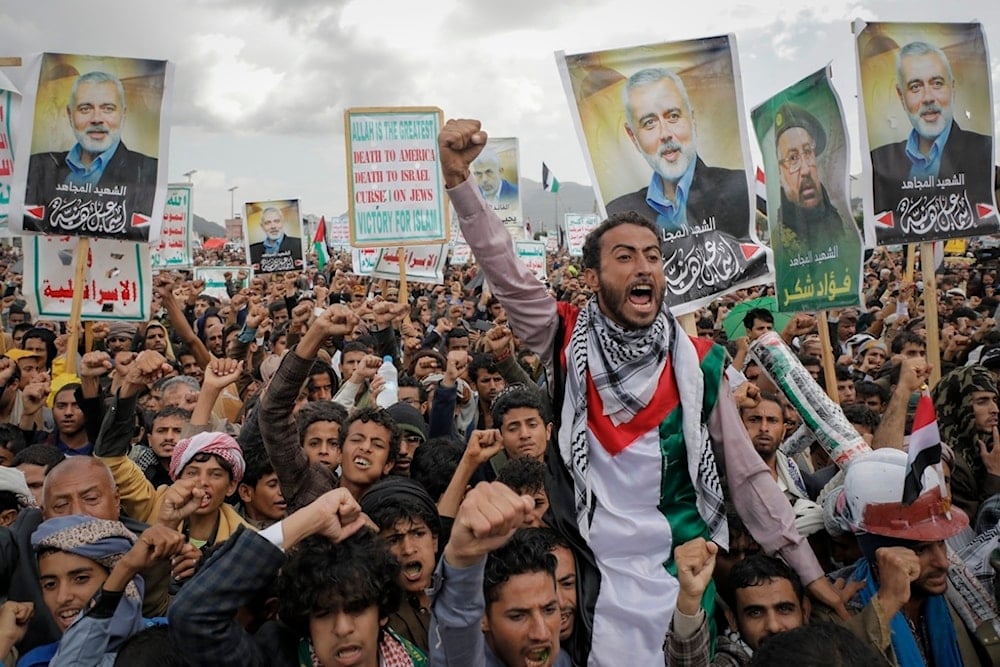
361;476;441;653
497;456;550;528
95;351;250;549
17;515;184;667
337;408;400;501
237;448;286;530
296;401;347;471
168;488;426;666
430;481;571;666
259;302;406;510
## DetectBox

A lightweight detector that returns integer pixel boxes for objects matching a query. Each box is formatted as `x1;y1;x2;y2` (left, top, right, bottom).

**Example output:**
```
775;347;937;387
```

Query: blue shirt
65;139;120;187
15;640;57;667
429;558;573;667
262;233;285;254
905;122;952;180
54;435;94;457
644;157;697;232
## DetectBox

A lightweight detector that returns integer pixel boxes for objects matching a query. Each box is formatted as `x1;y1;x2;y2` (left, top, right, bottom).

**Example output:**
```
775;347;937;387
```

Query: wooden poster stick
65;238;90;373
817;309;840;403
904;243;916;283
678;312;696;337
397;246;409;305
920;241;942;388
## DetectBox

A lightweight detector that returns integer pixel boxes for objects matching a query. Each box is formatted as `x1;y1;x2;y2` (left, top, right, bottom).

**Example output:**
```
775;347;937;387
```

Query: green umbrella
723;296;796;339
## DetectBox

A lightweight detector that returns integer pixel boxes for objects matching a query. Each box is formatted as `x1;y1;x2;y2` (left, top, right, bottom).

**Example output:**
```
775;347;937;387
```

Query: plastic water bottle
376;356;398;408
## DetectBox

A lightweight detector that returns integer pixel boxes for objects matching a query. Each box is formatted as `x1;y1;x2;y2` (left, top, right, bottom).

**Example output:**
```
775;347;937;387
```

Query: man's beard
782;182;831;226
73;124;120;155
642;138;697;190
907;103;953;143
479;180;500;198
752;438;779;460
596;279;665;330
265;230;283;242
795;174;821;209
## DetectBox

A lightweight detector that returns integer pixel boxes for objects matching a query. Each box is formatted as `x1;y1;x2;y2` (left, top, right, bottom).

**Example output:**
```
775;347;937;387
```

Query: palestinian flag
314;216;330;270
903;390;942;505
542;163;560;193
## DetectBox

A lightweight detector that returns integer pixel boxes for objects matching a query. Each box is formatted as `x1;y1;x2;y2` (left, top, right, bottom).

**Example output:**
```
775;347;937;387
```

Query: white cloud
189;34;286;125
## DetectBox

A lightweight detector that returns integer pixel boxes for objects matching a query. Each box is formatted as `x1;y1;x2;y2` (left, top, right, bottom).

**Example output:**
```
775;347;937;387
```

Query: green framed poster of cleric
345;107;449;248
751;67;863;312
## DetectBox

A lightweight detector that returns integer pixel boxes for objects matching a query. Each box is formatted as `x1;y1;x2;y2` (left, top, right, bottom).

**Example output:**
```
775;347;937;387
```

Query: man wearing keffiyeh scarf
932;365;1000;521
438;118;841;666
20;514;186;667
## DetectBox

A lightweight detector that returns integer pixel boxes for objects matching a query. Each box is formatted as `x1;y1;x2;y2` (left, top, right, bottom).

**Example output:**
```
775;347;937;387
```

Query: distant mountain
521;177;597;237
192;214;226;239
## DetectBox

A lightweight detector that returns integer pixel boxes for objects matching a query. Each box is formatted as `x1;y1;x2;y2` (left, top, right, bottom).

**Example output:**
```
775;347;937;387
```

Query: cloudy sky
1;0;997;224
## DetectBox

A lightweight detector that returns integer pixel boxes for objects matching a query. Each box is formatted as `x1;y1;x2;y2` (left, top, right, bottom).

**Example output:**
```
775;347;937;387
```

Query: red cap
861;486;968;541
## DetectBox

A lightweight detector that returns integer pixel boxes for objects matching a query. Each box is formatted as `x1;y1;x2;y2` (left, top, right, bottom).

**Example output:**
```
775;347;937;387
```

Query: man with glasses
774;102;853;253
397;376;429;417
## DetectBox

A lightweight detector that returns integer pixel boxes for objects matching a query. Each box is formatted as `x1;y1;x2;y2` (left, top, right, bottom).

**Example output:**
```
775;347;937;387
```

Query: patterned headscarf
169;431;246;483
933;365;998;479
856;339;887;359
32;515;145;648
32;515;141;601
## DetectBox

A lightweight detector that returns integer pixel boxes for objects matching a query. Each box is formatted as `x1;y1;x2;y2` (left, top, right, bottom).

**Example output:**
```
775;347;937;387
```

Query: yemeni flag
313;216;330;270
755;167;767;217
903;390;943;505
542;163;560;193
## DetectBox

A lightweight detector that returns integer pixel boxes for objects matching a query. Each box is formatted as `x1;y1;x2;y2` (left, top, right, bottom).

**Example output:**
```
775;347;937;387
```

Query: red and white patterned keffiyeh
168;431;246;484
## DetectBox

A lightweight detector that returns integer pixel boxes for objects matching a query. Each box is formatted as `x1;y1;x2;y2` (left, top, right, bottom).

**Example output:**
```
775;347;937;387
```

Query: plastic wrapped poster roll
748;331;871;468
780;424;816;457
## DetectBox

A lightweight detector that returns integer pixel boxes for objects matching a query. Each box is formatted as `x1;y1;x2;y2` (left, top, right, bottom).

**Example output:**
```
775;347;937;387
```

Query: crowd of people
0;121;998;666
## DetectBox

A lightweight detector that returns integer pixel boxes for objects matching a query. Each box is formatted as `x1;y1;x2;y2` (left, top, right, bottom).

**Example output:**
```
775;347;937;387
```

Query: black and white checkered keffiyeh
584;299;670;425
559;298;727;544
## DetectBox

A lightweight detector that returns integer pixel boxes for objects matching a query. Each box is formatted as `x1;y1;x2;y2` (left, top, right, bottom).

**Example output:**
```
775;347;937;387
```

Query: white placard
24;236;151;321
